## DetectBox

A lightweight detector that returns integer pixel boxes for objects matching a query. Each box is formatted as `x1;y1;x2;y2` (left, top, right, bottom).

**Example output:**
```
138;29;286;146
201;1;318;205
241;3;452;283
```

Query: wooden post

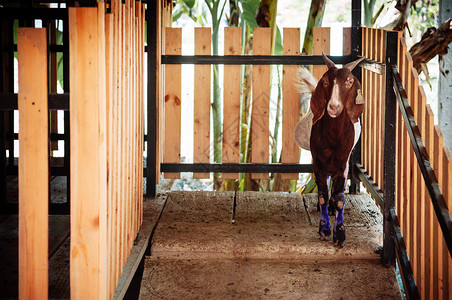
69;6;108;299
382;30;398;267
281;28;300;180
163;27;182;179
251;28;271;179
222;27;241;179
193;27;211;179
17;27;49;300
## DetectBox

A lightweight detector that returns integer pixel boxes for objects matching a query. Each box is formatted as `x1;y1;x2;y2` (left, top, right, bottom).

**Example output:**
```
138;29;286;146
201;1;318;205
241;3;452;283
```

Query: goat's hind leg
331;174;346;248
316;174;331;241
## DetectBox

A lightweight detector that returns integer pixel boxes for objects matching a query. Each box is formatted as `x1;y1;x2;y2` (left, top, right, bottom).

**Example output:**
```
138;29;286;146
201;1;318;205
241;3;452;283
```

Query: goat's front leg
331;170;347;247
315;170;331;241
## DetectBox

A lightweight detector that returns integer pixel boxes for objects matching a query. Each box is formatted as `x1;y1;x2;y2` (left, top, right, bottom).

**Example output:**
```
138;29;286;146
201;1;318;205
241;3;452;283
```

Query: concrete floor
139;191;402;299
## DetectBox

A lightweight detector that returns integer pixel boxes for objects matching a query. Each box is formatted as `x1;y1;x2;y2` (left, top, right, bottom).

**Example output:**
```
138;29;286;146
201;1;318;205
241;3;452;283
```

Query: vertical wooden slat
410;67;420;286
342;27;351;56
120;2;126;273
370;28;376;183
222;27;241;179
361;27;369;173
443;147;452;299
69;6;108;299
193;27;211;179
251;27;271;179
312;27;330;81
281;27;300;180
424;104;435;299
163;27;182;179
17;27;48;300
105;12;114;297
418;85;427;298
434;125;445;299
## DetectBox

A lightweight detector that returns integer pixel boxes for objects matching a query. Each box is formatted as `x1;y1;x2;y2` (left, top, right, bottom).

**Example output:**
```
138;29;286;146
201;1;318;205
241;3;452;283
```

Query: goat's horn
322;52;336;69
344;57;365;71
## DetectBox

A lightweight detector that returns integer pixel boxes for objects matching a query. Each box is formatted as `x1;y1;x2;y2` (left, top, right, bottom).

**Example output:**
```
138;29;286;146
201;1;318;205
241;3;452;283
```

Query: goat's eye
345;77;354;88
322;80;329;87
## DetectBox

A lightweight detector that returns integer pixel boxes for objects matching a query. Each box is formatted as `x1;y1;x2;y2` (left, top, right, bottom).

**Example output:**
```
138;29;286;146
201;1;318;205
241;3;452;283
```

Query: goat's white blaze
327;79;342;118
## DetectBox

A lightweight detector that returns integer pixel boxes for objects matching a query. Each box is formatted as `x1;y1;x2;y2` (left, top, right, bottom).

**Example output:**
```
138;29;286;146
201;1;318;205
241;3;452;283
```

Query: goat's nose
329;102;339;111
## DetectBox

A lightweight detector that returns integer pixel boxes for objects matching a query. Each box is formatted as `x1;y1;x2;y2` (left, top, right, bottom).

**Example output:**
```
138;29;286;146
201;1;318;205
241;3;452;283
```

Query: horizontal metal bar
390;208;420;299
392;65;452;258
161;55;353;65
0;8;68;20
8;132;66;141
2;44;65;53
0;93;69;110
354;163;384;209
1;202;70;215
7;166;67;176
359;58;385;75
158;163;313;173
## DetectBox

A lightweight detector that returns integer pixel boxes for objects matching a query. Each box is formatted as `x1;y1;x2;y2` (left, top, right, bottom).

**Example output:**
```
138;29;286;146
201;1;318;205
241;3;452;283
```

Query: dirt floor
139;191;402;299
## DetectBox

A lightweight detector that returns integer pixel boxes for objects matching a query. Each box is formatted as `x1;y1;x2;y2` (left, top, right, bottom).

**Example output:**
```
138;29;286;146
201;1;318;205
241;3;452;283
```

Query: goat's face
311;53;364;125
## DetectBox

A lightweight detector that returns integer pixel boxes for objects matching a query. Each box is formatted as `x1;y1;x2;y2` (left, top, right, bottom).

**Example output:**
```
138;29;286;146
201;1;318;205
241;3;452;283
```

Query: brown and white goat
297;53;364;247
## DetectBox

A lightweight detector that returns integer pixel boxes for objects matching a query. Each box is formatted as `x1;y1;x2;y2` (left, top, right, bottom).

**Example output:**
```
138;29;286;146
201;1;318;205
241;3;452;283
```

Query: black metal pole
382;31;398;267
146;1;157;198
0;21;7;208
349;0;361;193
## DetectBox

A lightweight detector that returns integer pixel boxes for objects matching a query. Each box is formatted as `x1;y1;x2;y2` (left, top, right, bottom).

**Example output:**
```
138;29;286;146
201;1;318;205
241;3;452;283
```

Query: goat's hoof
333;223;346;248
318;220;331;241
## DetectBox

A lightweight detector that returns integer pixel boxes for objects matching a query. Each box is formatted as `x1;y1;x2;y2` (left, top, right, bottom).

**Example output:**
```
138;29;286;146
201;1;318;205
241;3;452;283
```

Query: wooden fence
361;27;452;299
17;1;144;299
159;26;352;180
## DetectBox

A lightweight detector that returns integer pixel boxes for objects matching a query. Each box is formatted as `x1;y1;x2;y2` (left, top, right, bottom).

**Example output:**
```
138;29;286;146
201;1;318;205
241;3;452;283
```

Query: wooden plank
443;147;452;299
17;27;48;300
361;28;369;173
410;67;420;286
251;28;271;179
424;104;435;299
193;27;211;179
312;27;330;81
418;85;427;297
105;12;114;297
342;28;351;56
163;27;182;179
69;6;108;299
113;0;122;289
370;28;376;184
434;125;445;300
222;27;241;180
281;27;300;180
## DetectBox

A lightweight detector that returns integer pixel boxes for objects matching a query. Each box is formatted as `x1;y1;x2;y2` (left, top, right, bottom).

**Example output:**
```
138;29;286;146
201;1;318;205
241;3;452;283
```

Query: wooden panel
222;27;241;179
434;125;444;300
312;27;330;81
105;12;114;297
281;27;300;180
251;28;271;179
418;85;427;298
410;67;420;286
193;27;211;179
69;6;108;299
17;27;48;300
342;28;351;56
424;104;435;299
163;27;182;179
443;147;452;300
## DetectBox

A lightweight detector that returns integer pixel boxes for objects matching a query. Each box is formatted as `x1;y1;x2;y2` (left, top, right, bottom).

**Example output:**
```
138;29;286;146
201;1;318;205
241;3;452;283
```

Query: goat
295;53;364;247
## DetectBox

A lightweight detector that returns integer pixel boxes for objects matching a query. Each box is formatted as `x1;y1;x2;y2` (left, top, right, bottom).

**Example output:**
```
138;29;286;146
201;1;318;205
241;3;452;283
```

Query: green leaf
185;0;196;9
274;26;282;56
172;5;185;23
240;0;260;28
57;52;64;90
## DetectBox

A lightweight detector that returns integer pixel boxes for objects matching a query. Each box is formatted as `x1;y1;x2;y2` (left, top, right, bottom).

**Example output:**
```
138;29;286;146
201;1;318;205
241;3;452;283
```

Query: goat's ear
344;57;365;71
322;52;336;69
345;78;364;124
310;84;326;125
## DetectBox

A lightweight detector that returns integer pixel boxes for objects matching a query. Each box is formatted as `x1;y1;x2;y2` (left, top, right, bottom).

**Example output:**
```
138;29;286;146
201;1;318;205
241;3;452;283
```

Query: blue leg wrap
333;194;346;247
319;203;331;240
